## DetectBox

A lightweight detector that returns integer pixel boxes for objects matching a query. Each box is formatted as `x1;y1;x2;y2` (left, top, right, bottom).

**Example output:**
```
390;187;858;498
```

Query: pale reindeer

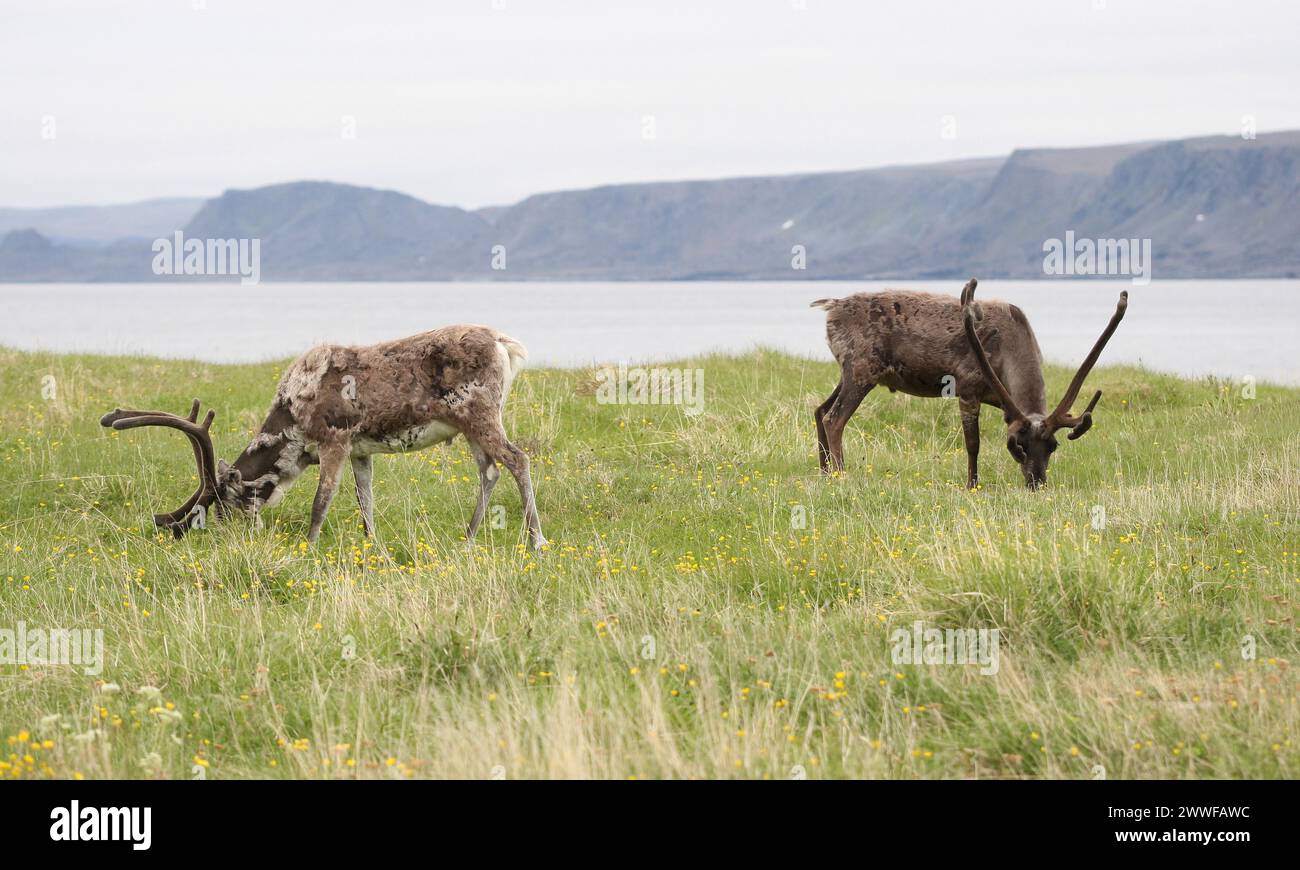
100;325;547;548
812;278;1128;489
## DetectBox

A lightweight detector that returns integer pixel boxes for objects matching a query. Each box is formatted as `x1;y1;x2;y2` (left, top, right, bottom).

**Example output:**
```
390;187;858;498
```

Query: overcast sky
2;0;1297;209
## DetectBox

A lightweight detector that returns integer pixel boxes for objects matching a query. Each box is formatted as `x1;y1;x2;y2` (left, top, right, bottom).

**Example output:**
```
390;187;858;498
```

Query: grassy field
0;346;1296;780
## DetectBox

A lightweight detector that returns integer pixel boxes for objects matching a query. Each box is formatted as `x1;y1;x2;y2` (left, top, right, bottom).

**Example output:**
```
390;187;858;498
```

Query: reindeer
812;278;1128;489
100;325;547;548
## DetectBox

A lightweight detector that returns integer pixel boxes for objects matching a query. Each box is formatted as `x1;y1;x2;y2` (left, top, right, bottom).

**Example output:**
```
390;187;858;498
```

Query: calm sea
2;280;1297;384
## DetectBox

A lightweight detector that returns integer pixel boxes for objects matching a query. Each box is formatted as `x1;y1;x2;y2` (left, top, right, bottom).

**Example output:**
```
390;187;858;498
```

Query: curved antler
1048;291;1129;431
1056;389;1102;441
100;399;219;537
960;278;1025;422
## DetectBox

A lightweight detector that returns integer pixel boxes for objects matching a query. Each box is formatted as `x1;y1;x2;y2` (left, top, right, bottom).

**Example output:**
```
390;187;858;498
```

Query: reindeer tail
495;333;529;377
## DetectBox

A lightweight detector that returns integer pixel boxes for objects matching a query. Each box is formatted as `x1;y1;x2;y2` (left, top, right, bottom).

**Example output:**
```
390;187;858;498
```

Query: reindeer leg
351;454;375;536
465;439;500;545
814;380;842;472
959;398;981;489
466;424;546;551
501;442;546;551
823;381;872;473
307;439;350;543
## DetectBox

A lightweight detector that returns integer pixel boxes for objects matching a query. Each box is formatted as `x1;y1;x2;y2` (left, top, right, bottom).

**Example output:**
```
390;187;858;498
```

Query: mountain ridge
2;131;1297;281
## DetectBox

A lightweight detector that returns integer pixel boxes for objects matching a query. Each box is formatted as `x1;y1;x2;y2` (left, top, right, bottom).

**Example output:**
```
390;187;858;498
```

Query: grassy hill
0;348;1295;779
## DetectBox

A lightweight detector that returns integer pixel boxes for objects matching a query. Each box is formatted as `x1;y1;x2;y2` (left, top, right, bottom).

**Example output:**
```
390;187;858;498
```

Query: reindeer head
961;279;1128;490
99;399;238;537
214;458;274;515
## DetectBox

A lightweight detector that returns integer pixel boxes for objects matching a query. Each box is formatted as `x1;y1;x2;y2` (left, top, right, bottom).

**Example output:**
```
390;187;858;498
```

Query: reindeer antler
1048;291;1128;435
960;278;1025;422
100;399;219;537
1056;389;1103;440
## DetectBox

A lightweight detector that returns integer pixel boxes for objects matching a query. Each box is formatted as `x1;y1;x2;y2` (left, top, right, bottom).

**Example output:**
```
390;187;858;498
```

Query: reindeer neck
232;401;309;499
998;333;1050;418
1008;369;1049;418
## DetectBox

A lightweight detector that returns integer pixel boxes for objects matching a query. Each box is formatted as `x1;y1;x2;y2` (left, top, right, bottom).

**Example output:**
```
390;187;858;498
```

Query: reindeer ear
1005;421;1028;462
217;460;241;485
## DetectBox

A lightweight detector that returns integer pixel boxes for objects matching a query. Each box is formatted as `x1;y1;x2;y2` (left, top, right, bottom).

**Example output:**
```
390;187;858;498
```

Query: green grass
1;347;1296;779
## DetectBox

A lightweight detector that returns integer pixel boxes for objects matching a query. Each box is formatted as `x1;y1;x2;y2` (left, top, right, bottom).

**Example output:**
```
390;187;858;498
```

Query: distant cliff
3;131;1297;281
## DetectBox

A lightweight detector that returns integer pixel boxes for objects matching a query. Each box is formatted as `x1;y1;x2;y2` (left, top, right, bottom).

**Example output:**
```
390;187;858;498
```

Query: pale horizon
12;124;1298;212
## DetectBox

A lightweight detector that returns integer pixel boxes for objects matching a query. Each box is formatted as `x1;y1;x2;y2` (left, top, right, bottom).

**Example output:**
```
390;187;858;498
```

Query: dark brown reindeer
812;279;1128;489
100;325;547;548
